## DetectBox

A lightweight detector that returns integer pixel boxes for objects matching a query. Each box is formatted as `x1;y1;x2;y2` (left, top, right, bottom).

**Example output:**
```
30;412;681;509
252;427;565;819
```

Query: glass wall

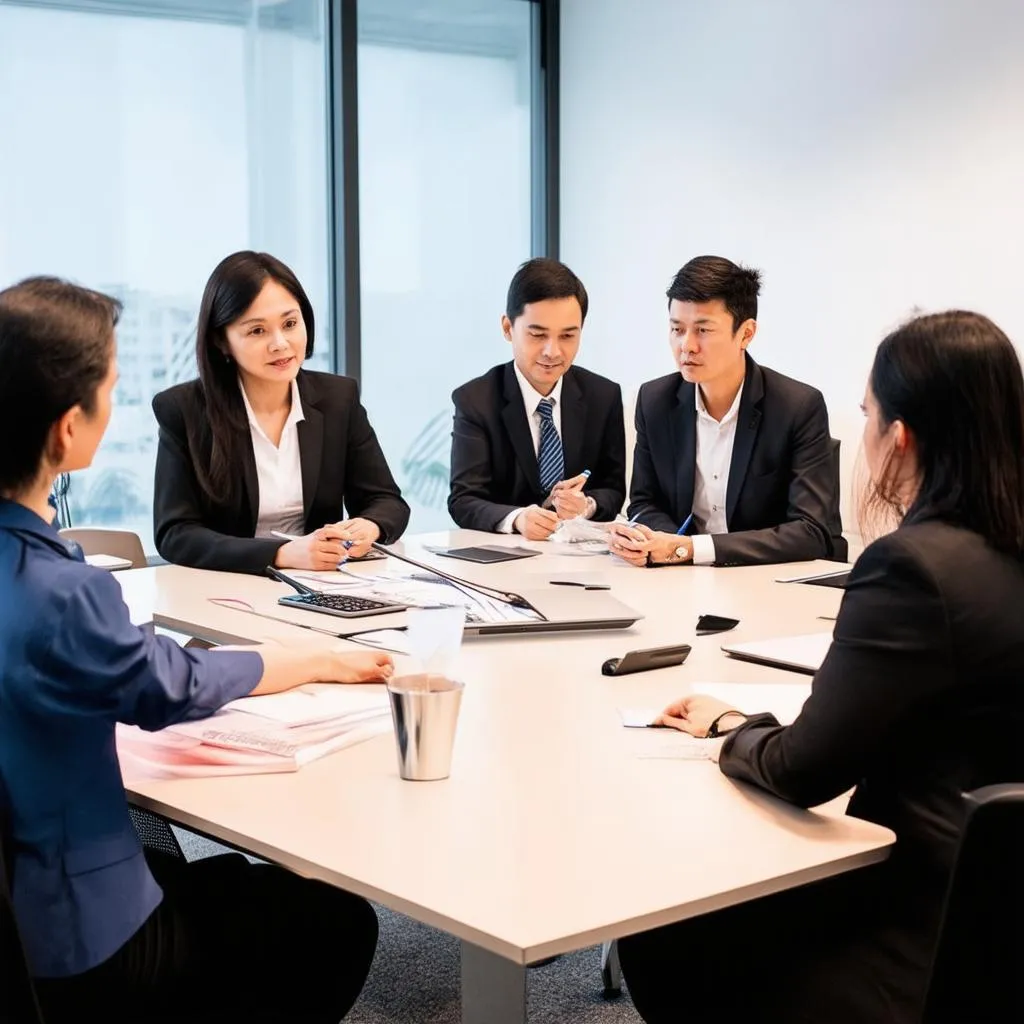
0;0;331;550
357;0;535;532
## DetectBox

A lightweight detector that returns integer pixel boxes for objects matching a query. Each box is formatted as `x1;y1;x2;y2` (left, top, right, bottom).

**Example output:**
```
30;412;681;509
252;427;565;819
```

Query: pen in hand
543;468;591;510
270;529;355;565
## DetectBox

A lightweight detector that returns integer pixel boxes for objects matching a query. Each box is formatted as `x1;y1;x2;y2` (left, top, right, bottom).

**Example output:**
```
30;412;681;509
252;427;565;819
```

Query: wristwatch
646;541;690;567
583;495;597;519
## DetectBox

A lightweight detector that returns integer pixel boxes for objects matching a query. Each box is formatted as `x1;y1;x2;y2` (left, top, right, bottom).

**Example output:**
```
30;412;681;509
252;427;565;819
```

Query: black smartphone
602;643;692;676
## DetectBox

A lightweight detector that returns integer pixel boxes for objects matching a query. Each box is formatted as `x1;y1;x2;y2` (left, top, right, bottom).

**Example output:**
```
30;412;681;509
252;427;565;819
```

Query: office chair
59;527;147;569
920;783;1024;1023
827;437;849;563
1;785;46;1024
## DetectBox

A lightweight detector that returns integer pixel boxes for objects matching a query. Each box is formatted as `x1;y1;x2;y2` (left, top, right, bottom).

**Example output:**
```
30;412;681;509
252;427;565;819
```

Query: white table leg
461;941;527;1024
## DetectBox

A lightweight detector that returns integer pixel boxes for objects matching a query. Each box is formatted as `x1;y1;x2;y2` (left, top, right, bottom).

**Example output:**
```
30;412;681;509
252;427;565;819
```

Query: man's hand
547;472;590;520
607;525;693;566
514;505;559;540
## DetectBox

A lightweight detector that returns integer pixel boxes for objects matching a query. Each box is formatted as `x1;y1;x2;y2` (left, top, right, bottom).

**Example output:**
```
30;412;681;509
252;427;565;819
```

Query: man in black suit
448;259;626;538
609;255;845;567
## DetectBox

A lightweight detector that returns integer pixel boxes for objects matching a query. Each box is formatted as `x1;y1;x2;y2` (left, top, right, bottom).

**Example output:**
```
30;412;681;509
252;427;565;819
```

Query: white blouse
239;378;307;539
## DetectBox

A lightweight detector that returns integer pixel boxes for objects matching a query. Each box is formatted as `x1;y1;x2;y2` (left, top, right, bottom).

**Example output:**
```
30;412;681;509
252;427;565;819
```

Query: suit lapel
726;356;764;523
295;373;324;523
559;369;584;475
239;432;260;534
672;379;697;521
501;363;541;495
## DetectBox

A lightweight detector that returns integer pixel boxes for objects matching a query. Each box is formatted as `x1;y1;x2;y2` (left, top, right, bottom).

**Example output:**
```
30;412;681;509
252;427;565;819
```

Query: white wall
560;0;1024;532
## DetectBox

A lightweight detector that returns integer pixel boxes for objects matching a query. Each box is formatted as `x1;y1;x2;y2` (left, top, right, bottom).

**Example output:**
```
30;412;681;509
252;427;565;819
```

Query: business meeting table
115;530;893;1024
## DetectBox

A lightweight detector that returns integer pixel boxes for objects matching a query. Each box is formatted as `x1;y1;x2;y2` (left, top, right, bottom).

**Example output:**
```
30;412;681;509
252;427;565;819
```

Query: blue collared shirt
0;498;263;977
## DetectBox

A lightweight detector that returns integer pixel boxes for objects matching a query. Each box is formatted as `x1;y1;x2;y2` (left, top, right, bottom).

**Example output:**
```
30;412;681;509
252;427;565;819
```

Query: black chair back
0;777;46;1024
827;437;849;562
920;783;1024;1023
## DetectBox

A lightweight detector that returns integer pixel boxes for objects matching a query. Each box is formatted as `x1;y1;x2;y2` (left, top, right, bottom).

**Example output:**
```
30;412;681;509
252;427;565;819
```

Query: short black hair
0;277;120;494
667;256;761;331
869;309;1024;558
505;258;588;324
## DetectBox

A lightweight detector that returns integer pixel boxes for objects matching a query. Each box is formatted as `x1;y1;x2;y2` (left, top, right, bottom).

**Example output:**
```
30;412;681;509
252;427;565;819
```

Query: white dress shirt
240;378;307;539
497;365;565;534
690;381;744;565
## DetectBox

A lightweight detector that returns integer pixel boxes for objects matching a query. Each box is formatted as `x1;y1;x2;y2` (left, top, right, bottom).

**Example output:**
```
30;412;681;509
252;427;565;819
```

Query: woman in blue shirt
0;277;393;1022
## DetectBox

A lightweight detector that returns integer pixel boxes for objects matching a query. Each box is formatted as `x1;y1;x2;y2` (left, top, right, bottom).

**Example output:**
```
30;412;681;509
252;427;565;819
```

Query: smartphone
602;643;692;676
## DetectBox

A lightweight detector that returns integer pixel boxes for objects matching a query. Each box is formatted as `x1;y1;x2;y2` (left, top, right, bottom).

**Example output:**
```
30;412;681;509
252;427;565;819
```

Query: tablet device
430;545;541;564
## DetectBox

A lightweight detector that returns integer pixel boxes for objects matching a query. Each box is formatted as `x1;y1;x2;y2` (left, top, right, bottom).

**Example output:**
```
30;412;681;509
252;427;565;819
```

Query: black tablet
431;545;542;564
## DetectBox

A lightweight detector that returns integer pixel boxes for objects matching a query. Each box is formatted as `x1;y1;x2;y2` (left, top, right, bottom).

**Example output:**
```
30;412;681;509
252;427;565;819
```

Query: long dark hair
191;251;315;503
865;310;1024;557
0;277;120;495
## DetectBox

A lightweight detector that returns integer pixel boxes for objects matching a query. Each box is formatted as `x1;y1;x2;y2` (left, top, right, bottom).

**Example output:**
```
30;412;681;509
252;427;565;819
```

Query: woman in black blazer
618;310;1024;1024
153;251;409;574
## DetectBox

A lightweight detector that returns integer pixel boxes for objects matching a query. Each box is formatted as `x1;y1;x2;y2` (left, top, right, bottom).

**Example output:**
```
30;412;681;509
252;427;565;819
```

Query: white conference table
117;531;893;1023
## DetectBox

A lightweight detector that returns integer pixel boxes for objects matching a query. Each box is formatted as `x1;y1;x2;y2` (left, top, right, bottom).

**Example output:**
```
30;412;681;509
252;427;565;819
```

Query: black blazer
720;519;1024;1021
627;354;846;565
448;362;626;532
152;371;410;574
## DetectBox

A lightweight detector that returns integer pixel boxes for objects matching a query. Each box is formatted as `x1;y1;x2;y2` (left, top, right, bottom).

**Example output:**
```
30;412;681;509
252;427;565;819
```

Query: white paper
223;683;389;728
635;735;711;760
618;707;660;728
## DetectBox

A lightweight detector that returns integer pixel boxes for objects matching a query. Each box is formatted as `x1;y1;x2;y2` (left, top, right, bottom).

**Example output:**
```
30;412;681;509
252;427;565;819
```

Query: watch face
674;545;688;559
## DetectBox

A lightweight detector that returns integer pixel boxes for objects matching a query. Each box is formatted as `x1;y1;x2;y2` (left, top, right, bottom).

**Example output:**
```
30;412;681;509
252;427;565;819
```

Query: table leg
461;941;527;1024
600;938;622;998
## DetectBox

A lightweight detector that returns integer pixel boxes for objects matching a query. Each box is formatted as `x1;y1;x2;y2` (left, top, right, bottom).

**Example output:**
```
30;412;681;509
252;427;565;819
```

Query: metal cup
387;674;465;781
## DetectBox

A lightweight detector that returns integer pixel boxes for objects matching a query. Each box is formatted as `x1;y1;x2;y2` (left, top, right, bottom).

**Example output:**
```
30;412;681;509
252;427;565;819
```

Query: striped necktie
536;397;564;493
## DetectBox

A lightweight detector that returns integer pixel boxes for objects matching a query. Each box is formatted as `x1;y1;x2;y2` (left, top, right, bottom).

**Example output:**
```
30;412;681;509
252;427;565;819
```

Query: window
357;0;538;532
0;0;332;550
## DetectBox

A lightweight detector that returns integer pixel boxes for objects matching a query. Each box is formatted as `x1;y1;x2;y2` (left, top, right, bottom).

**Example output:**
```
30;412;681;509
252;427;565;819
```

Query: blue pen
677;513;694;536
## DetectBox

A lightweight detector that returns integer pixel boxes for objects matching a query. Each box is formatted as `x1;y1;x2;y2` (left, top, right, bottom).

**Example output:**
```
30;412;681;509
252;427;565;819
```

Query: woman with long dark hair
0;277;391;1022
153;250;409;574
617;310;1024;1023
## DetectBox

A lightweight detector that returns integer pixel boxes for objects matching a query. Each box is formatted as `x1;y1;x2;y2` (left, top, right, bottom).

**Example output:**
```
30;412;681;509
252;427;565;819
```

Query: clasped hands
273;518;380;570
515;472;590;540
606;521;694;567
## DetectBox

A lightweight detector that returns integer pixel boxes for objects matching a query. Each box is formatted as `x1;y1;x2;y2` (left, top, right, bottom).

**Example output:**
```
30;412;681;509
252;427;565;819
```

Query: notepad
721;632;832;675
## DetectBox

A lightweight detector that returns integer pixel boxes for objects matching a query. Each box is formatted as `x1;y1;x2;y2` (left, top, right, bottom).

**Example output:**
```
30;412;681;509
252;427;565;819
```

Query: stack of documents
117;684;391;778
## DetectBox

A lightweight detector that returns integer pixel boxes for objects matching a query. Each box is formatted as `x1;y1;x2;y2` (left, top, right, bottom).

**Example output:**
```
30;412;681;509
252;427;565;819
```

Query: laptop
460;586;642;636
720;632;832;675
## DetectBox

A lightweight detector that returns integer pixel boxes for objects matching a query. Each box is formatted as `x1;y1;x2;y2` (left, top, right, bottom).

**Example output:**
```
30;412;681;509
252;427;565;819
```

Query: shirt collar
239;376;305;443
695;379;745;426
0;497;83;560
513;362;563;417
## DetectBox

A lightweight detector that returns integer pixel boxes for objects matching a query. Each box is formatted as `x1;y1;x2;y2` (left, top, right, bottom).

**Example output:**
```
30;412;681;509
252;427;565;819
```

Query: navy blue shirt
0;498;263;977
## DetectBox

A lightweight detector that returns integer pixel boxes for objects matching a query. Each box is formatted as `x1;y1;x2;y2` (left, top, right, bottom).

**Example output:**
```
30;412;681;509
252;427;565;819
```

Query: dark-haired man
609;255;845;567
448;258;626;538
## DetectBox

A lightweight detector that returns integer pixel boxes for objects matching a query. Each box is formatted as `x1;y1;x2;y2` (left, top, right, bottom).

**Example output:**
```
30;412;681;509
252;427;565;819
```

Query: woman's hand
334;518;381;558
326;649;394;683
656;695;745;737
274;526;351;571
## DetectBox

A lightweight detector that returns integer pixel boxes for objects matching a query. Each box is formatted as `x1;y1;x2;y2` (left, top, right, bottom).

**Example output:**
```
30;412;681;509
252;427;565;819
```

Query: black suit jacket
448;362;626;532
627;354;846;565
718;519;1024;1021
152;371;409;574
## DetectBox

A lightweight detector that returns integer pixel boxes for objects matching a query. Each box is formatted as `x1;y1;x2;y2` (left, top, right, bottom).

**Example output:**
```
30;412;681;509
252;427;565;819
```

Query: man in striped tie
448;258;626;538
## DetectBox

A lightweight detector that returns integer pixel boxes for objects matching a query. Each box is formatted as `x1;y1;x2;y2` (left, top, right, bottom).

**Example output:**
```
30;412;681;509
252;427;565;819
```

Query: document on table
287;570;540;625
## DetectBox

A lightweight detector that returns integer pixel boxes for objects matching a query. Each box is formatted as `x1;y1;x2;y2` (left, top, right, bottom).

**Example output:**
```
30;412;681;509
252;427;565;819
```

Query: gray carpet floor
175;828;642;1023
